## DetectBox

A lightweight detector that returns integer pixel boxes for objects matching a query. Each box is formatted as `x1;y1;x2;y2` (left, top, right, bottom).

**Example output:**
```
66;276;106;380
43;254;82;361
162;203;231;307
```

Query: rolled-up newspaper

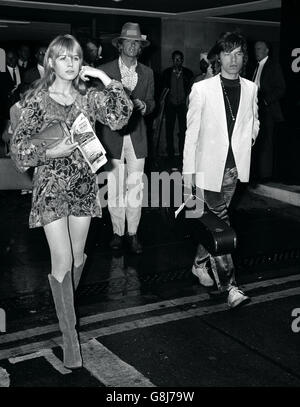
70;113;107;173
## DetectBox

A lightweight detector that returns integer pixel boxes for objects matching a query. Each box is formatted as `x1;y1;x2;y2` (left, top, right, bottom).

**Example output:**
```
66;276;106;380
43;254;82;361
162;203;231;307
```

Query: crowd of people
0;22;286;370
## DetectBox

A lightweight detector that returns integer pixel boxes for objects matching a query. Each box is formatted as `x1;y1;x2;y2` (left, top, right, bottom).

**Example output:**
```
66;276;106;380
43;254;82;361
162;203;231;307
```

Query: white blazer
183;74;259;192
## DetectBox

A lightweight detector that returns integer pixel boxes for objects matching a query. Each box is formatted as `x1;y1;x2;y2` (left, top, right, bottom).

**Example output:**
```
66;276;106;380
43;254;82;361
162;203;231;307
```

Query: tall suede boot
73;254;87;290
48;271;82;369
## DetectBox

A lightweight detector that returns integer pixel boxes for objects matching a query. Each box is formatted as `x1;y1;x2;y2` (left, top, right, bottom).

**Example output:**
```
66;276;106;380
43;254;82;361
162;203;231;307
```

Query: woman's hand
45;136;78;159
79;65;112;87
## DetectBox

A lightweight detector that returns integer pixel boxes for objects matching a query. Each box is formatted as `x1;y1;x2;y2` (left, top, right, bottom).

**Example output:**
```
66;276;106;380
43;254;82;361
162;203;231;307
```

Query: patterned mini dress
10;80;132;228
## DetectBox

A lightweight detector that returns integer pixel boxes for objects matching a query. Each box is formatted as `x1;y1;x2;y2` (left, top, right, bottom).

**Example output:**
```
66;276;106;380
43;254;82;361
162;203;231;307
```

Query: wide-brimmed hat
112;22;150;48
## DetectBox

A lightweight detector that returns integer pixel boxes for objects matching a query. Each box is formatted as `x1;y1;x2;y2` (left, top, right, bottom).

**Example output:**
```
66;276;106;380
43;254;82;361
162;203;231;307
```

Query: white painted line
82;338;155;387
9;349;52;364
9;349;71;375
0;339;57;361
250;184;300;207
80;287;300;341
1;273;299;345
1;286;299;361
0;367;10;387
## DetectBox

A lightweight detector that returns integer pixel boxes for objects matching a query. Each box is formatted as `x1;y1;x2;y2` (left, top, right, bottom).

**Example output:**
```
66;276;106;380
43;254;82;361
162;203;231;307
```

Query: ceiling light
0;20;31;24
0;25;8;28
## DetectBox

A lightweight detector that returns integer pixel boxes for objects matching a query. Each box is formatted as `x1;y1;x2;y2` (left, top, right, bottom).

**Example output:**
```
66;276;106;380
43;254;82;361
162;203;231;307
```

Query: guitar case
163;187;237;256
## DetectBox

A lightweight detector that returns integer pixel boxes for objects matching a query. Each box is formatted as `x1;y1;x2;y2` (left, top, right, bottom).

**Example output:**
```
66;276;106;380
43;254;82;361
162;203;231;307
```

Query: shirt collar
119;56;137;72
7;65;18;72
173;67;182;73
259;55;268;65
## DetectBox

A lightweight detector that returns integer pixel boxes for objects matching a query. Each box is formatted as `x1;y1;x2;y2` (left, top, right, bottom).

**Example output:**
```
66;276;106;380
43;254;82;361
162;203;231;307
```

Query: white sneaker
227;286;250;308
192;260;214;287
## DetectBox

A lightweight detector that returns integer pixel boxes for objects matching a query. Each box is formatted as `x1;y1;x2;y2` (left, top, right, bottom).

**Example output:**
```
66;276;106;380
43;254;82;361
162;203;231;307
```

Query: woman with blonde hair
10;34;132;369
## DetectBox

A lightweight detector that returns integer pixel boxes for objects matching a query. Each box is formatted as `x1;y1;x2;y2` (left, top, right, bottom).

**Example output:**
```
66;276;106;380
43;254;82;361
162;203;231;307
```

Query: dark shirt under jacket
161;66;194;103
220;75;241;169
161;66;193;157
169;70;186;105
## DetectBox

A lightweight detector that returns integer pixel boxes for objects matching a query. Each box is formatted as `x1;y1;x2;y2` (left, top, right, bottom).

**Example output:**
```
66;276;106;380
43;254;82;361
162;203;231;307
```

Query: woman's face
52;50;81;81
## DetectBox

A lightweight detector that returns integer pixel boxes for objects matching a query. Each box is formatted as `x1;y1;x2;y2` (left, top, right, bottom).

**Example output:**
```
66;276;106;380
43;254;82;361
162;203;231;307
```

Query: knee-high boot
73;254;87;290
48;271;82;369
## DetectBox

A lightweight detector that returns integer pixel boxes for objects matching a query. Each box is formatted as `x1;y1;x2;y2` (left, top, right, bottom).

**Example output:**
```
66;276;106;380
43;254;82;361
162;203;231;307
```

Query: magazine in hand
70;113;107;173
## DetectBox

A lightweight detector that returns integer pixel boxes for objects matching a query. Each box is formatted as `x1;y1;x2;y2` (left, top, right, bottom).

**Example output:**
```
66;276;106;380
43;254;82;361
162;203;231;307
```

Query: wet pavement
0;181;300;388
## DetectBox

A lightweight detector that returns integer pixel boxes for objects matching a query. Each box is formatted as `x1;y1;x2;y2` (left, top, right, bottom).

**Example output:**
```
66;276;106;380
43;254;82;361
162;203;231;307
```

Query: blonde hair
25;34;86;101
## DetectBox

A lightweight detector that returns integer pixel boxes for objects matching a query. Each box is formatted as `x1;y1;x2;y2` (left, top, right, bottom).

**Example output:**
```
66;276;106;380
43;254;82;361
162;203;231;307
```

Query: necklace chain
220;78;236;122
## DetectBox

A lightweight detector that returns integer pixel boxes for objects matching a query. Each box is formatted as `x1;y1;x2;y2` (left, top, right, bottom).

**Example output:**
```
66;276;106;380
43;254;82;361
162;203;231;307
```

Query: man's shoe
227;286;251;309
127;234;143;254
110;234;123;250
191;258;214;287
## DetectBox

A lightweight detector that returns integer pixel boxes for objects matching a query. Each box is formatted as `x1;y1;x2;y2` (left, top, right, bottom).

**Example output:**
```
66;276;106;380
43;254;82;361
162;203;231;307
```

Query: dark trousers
165;102;187;158
194;167;238;291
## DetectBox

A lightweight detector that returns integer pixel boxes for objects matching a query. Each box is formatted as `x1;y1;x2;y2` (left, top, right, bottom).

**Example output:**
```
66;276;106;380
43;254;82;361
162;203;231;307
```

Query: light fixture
0;20;31;24
0;25;8;28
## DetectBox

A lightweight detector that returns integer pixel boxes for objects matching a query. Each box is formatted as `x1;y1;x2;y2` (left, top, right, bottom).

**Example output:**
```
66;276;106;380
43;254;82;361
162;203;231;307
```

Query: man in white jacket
183;32;259;308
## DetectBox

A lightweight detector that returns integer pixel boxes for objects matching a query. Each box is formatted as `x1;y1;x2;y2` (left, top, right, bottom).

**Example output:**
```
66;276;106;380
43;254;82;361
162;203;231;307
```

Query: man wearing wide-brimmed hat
100;22;155;254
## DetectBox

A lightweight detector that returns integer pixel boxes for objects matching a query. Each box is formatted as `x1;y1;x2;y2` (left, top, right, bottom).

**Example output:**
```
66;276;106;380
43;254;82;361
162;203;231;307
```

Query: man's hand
132;98;146;114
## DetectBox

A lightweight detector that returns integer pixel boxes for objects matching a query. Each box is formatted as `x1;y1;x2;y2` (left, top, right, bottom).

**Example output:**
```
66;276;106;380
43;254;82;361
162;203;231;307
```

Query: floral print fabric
10;80;132;228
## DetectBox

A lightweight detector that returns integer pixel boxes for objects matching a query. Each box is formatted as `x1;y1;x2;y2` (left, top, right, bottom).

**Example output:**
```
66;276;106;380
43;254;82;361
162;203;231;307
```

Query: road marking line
0;339;58;362
9;349;71;375
0;286;299;361
80;287;300;341
0;367;10;387
1;273;299;345
82;338;155;387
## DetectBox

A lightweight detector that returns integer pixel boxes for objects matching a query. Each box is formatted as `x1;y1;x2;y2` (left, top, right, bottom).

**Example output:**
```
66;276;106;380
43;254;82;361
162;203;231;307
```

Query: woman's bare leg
68;215;91;267
44;217;72;282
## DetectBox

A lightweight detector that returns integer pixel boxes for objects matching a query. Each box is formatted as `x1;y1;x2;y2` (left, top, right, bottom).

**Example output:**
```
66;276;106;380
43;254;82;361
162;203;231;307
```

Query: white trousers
107;135;145;236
